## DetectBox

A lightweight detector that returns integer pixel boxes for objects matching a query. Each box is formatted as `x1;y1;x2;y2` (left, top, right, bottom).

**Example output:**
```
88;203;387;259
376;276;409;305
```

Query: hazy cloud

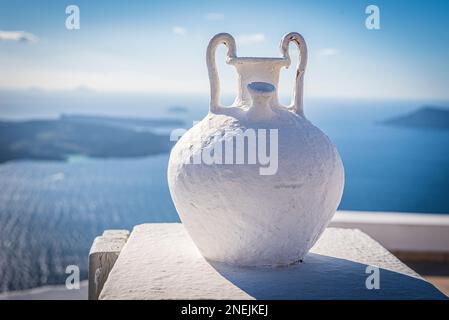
318;48;339;56
205;12;224;20
172;26;187;35
236;33;266;45
0;30;38;43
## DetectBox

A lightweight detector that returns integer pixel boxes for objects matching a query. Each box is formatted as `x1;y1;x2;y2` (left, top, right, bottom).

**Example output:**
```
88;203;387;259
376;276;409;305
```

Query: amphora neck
206;32;308;116
228;57;288;108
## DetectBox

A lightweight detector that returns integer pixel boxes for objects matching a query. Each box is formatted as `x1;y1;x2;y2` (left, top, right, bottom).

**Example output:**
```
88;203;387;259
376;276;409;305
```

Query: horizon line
0;86;448;103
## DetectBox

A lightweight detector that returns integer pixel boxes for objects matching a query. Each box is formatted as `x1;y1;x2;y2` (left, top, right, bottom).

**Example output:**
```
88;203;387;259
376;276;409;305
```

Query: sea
1;89;449;292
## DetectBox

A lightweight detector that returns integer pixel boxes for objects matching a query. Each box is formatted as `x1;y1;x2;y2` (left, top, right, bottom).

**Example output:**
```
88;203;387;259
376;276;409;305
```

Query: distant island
0;115;183;163
383;106;449;129
60;114;184;129
167;105;188;113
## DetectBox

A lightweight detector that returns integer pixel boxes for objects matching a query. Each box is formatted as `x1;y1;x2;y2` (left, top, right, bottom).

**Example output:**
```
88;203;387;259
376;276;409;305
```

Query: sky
0;0;448;100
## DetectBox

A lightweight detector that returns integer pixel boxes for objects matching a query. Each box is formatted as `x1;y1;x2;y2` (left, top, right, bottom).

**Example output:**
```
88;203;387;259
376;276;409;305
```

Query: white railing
330;211;449;255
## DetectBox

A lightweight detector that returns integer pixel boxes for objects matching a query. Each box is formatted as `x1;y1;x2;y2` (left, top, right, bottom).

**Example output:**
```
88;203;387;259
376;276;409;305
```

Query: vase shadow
208;253;446;300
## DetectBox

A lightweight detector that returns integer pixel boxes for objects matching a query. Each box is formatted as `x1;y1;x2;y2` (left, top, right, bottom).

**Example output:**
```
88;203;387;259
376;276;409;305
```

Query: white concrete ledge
331;211;449;255
88;229;129;300
98;224;446;300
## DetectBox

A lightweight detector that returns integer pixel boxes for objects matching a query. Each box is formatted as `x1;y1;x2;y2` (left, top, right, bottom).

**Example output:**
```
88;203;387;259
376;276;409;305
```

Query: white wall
330;211;449;253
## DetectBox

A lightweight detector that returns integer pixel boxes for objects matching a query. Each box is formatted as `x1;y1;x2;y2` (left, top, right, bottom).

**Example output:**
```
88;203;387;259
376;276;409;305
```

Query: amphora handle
206;33;236;113
280;32;308;116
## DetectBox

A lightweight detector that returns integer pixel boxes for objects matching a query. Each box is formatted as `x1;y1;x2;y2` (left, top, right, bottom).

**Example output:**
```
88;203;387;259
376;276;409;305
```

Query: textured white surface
167;32;344;266
99;224;446;300
100;224;251;300
88;229;129;300
168;112;344;266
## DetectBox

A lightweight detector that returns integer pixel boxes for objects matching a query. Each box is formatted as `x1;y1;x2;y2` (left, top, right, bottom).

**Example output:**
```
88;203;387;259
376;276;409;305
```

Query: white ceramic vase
168;32;344;266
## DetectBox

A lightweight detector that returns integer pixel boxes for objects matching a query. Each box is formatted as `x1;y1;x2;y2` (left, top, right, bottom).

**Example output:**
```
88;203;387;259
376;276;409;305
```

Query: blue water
0;90;449;291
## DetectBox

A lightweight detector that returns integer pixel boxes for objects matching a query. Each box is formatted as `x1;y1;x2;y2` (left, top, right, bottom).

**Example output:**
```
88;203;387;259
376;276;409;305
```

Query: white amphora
168;32;344;266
